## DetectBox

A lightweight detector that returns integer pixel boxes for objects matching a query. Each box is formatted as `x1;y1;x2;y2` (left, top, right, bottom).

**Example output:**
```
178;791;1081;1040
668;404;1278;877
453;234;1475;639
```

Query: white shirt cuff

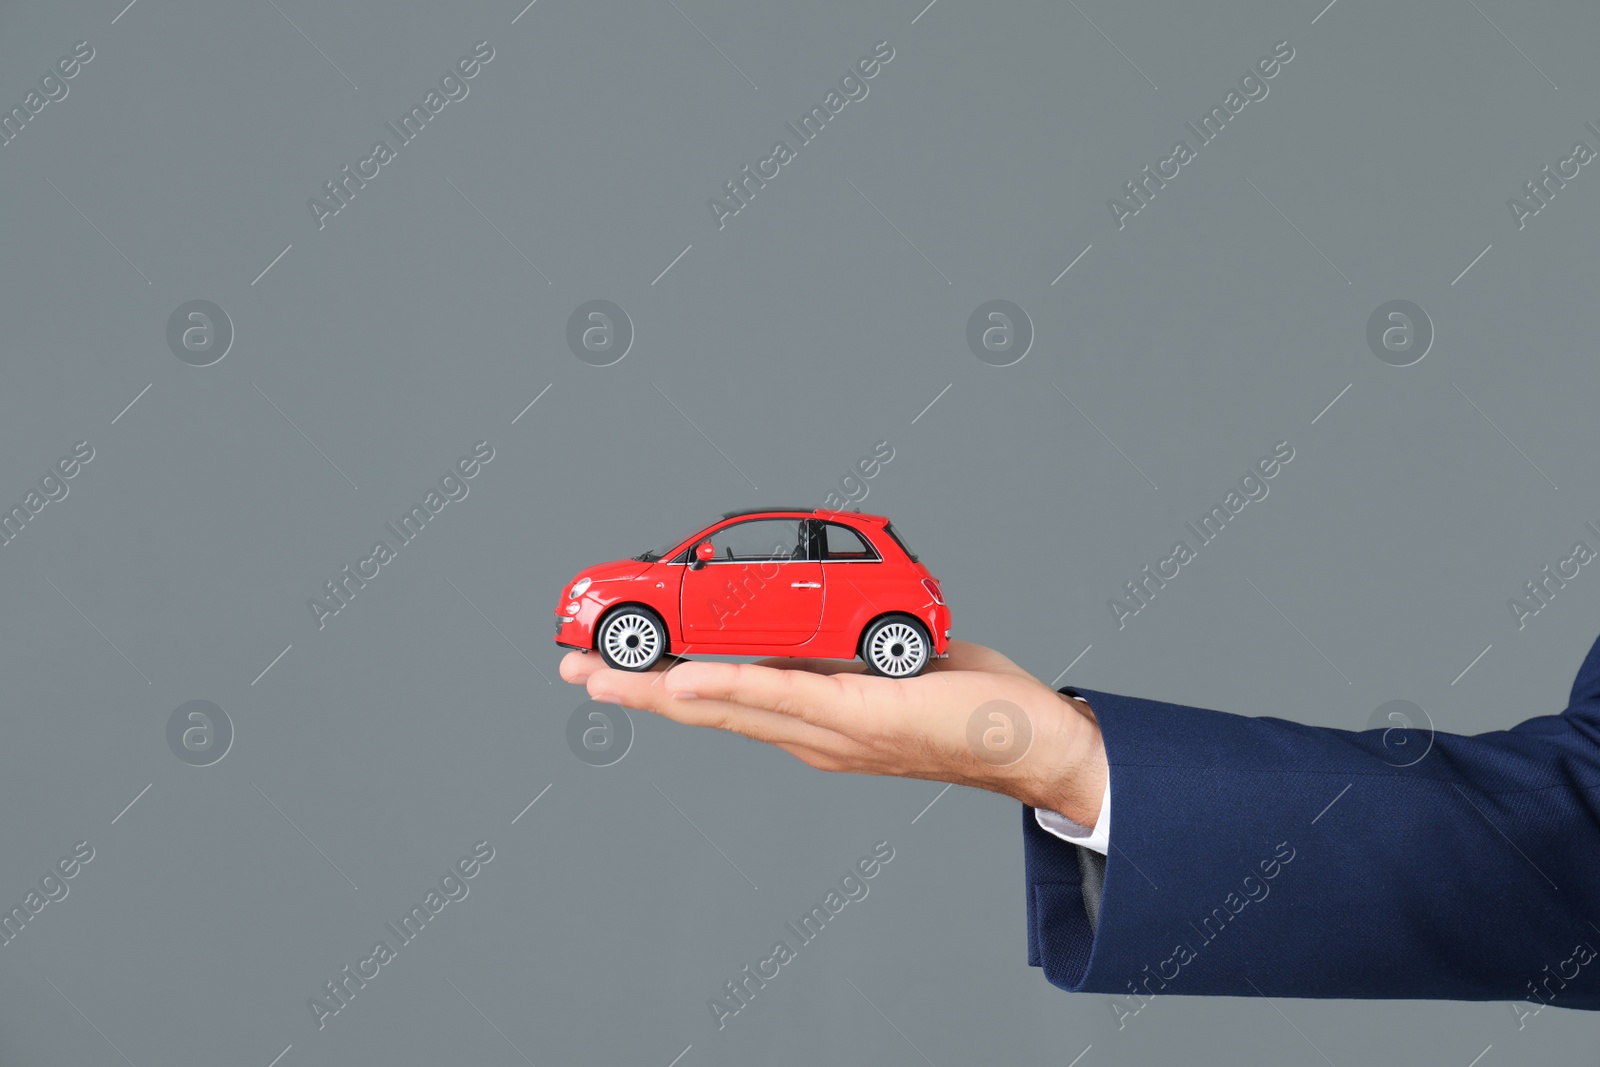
1033;775;1111;855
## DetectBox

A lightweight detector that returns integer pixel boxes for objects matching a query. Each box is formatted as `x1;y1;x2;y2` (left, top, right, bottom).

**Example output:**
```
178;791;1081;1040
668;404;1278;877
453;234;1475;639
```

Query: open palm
559;640;1107;825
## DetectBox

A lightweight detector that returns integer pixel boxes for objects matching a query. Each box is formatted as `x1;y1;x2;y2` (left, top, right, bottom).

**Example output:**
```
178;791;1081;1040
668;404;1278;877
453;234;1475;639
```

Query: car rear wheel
860;615;931;678
597;606;667;671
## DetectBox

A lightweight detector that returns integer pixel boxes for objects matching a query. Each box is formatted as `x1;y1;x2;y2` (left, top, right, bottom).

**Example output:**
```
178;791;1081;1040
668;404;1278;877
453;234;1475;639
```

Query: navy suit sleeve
1024;633;1600;1008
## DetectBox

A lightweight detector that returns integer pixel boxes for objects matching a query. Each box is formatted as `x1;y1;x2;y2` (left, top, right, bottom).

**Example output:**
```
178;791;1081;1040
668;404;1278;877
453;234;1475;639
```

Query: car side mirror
690;541;714;570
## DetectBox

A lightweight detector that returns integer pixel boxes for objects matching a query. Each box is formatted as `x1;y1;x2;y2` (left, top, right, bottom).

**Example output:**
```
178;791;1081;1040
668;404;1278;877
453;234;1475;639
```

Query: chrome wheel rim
602;612;660;669
868;621;926;677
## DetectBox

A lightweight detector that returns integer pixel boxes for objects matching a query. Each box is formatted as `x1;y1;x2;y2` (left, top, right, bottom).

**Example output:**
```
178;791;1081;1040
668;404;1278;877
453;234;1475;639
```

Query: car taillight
921;578;944;604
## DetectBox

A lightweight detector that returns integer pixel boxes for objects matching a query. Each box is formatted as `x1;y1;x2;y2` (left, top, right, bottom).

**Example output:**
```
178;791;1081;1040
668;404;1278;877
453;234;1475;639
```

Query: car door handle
791;581;821;589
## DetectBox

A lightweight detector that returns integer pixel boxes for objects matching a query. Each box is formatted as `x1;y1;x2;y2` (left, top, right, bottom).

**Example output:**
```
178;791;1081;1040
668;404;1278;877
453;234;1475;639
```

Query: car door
815;520;887;638
679;518;823;645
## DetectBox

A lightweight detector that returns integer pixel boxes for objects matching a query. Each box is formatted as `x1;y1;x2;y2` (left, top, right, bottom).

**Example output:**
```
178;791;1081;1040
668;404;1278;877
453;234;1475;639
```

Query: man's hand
559;640;1109;826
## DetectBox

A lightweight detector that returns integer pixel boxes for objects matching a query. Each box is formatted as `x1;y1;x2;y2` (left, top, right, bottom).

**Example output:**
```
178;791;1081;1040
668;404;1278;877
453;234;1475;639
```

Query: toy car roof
716;506;889;525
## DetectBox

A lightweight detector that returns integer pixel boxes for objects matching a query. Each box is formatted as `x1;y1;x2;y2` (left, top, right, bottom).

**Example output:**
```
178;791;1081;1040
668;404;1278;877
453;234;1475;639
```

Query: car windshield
634;523;707;562
883;521;919;561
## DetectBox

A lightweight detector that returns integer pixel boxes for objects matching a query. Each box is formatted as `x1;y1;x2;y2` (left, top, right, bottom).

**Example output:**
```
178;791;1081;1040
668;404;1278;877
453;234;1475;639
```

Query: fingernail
673;691;698;700
592;693;622;705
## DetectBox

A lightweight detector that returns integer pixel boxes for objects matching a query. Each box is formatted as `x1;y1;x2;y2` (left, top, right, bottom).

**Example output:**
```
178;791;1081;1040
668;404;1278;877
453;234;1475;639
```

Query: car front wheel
860;615;931;678
597;606;667;671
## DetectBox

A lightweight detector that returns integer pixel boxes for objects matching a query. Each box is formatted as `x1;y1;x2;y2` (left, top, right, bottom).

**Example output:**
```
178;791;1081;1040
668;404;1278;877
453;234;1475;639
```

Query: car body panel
681;557;824;645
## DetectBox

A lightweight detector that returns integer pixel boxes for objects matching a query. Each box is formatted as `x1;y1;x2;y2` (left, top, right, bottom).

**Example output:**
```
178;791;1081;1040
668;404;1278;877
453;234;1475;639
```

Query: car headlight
569;577;592;599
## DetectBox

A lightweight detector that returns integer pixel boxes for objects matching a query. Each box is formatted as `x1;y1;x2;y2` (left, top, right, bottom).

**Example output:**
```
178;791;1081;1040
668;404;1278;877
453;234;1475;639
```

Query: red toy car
554;508;950;677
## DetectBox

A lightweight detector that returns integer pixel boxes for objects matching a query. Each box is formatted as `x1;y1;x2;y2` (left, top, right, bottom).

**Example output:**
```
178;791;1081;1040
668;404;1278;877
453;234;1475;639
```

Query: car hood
571;558;654;585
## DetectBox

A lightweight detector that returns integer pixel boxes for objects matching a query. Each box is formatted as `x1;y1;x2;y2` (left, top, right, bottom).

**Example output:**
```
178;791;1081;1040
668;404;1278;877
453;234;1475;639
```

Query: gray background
1;0;1597;1063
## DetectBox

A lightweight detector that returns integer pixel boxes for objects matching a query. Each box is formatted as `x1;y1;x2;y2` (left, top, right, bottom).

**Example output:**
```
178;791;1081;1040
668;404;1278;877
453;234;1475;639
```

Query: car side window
821;522;878;561
706;519;807;562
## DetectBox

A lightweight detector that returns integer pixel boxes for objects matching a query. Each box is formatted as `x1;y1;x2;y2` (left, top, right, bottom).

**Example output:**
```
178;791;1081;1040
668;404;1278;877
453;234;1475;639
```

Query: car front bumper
555;614;591;651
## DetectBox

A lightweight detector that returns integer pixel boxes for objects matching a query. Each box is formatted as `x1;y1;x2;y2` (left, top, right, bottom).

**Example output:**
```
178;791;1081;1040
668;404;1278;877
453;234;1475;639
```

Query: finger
588;672;851;752
560;650;600;683
771;741;857;773
562;650;691;684
749;657;870;676
934;640;1028;677
649;660;903;733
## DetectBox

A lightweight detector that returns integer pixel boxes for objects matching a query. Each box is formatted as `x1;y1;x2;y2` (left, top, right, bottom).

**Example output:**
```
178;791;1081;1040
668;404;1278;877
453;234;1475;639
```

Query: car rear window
882;521;919;561
821;522;877;560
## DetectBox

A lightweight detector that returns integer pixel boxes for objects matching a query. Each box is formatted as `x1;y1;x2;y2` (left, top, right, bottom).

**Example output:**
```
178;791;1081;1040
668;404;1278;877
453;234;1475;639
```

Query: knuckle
773;669;811;718
738;664;802;717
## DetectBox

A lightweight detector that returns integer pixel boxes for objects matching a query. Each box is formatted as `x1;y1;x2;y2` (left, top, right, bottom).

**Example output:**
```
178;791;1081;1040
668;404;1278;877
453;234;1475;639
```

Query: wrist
1012;690;1107;827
